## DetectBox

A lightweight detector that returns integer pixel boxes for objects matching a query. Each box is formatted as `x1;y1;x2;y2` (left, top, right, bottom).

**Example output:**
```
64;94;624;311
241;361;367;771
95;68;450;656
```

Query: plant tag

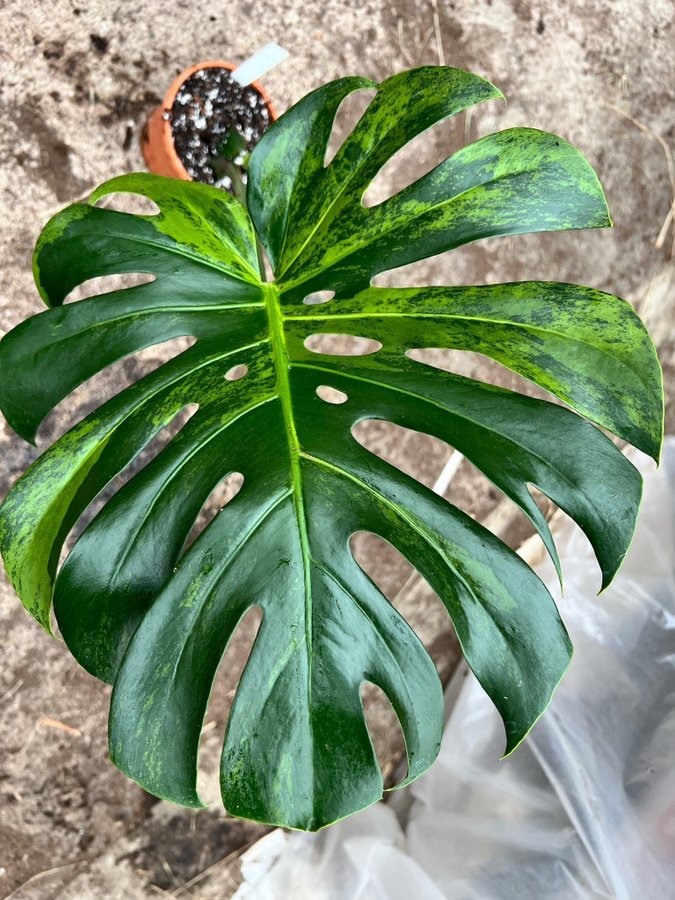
231;43;289;87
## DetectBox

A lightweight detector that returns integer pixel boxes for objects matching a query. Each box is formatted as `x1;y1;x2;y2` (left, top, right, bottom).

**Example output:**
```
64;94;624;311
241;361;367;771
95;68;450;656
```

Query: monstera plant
0;67;663;831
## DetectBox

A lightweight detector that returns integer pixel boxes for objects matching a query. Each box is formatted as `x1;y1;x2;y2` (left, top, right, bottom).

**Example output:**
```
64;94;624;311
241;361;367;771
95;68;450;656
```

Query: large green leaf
0;67;663;830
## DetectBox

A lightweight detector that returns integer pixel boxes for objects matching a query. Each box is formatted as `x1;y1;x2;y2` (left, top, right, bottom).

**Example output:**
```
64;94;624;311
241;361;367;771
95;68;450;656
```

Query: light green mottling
0;66;663;832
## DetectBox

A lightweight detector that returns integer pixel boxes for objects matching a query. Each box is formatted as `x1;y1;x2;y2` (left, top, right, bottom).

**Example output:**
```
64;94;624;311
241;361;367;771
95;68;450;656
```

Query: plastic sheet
235;440;675;900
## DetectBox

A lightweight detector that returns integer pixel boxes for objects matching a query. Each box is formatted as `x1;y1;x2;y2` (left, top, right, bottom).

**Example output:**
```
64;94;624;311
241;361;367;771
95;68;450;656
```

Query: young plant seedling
211;128;251;203
0;67;663;831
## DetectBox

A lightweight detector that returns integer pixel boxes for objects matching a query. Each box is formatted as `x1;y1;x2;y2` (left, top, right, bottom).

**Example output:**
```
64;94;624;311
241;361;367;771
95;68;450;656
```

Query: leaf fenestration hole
370;256;454;288
353;417;506;527
352;419;451;487
225;364;249;381
303;290;335;306
362;115;462;208
57;402;201;566
350;530;415;601
316;385;348;405
184;471;245;549
37;335;198;447
360;681;407;789
93;192;161;215
527;482;555;521
324;88;377;167
304;333;382;356
349;531;458;679
406;347;550;398
65;273;156;303
198;605;263;805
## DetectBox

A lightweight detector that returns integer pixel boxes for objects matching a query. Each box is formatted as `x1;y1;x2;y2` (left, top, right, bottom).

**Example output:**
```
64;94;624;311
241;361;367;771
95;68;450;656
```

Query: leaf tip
498;636;574;760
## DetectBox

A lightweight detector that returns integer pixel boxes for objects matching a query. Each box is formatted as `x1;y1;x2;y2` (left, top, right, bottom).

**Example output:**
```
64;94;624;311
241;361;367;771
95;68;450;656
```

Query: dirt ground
0;0;673;897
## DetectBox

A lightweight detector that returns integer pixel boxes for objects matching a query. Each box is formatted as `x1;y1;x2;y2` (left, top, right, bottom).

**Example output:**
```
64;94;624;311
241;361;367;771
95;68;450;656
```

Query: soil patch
169;67;271;188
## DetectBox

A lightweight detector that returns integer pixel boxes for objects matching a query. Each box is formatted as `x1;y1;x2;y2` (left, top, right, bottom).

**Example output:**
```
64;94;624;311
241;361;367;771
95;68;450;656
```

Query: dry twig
38;715;82;736
4;860;89;900
600;101;675;257
169;835;261;898
431;0;445;66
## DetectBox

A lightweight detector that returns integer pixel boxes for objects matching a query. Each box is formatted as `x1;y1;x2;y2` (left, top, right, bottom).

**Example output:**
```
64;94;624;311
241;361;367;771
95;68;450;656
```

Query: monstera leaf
0;67;663;830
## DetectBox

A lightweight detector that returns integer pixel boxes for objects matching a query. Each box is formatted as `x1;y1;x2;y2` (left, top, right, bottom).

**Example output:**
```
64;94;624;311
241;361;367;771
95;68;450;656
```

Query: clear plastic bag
236;440;675;900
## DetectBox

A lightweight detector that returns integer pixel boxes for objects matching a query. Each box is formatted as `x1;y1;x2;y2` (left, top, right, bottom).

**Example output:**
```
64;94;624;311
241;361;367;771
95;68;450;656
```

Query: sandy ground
0;0;673;897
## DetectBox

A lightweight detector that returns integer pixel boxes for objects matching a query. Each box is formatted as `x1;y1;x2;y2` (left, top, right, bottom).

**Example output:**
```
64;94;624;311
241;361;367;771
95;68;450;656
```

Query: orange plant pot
141;60;277;180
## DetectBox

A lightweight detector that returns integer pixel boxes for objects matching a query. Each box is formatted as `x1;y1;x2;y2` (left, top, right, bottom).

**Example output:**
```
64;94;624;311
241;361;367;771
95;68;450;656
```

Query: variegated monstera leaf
0;67;663;830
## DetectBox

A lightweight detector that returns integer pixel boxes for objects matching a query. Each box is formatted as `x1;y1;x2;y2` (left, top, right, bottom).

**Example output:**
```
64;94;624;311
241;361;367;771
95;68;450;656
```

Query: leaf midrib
264;283;314;725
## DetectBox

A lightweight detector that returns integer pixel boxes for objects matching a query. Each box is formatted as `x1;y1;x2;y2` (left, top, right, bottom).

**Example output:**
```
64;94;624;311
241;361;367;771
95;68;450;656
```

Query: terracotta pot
141;60;277;180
